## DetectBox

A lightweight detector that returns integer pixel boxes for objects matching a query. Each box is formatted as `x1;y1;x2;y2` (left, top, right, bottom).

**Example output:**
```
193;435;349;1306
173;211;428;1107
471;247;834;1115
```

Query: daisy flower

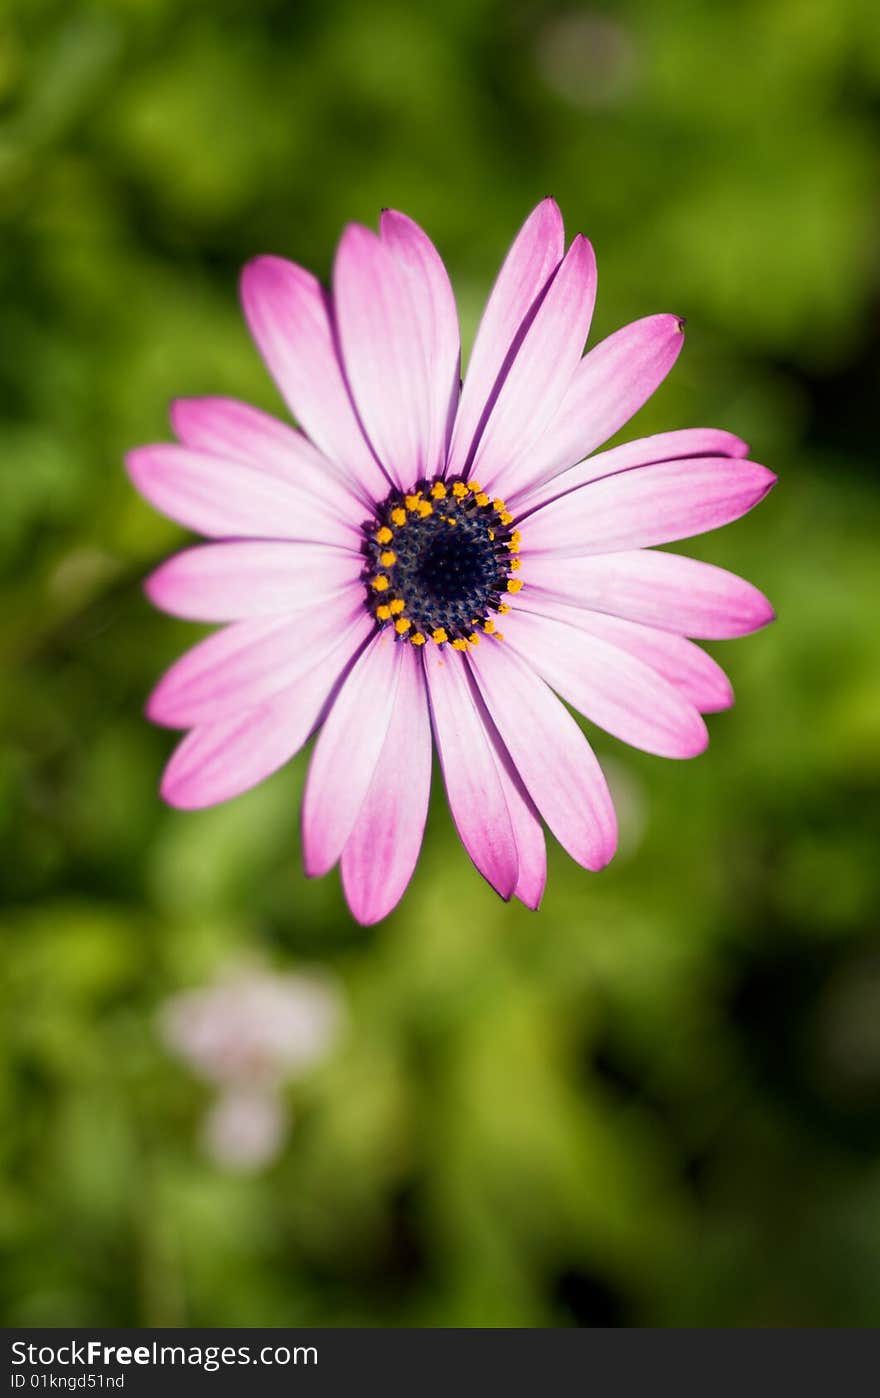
128;200;775;924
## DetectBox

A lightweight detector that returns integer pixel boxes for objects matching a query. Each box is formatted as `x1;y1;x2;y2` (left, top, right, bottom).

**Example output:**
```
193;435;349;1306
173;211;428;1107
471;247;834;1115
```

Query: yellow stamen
493;498;506;512
494;631;504;641
468;632;480;646
389;598;406;615
487;529;495;540
483;619;495;634
510;530;522;544
510;558;522;571
411;632;426;646
506;578;522;593
451;638;468;650
376;526;393;544
376;604;392;621
474;492;490;507
468;481;481;492
372;575;389;592
404;493;422;512
394;617;412;634
499;511;514;526
498;602;510;614
416;500;433;518
430;481;447;499
451;482;468;498
380;550;397;567
391;507;407;526
431;628;448;644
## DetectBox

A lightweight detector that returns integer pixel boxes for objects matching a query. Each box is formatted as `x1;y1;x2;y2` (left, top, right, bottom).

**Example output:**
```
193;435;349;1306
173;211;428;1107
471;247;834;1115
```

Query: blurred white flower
201;1087;289;1172
160;964;343;1087
536;10;638;109
159;962;344;1170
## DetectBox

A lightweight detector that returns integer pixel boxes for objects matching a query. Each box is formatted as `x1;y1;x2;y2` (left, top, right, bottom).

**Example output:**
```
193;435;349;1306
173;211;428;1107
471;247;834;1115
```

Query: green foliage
2;0;880;1326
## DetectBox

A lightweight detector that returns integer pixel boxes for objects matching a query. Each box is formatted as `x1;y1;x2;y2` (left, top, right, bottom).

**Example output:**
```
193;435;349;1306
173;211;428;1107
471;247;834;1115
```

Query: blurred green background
2;0;880;1328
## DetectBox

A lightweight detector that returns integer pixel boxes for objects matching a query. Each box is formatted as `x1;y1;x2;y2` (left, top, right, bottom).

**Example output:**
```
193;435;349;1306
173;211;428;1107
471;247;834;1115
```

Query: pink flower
129;200;775;924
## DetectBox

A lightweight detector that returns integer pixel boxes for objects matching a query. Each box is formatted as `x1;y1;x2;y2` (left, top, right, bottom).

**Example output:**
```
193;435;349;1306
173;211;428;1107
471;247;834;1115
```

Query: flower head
159;965;343;1087
159;964;343;1171
129;201;776;923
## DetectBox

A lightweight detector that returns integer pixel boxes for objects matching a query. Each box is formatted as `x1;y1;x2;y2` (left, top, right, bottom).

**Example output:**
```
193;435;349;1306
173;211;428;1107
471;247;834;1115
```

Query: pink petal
470;235;598;494
161;701;313;811
125;445;359;548
302;633;405;878
170;396;365;521
520;549;774;638
145;541;360;623
512;594;733;714
160;624;370;808
240;255;389;501
446;198;565;478
147;602;370;729
341;644;432;924
423;647;518;899
333;223;431;489
380;210;460;476
513;427;750;515
524;457;777;557
502;608;708;758
468;640;617;871
490;743;546;910
500;314;686;499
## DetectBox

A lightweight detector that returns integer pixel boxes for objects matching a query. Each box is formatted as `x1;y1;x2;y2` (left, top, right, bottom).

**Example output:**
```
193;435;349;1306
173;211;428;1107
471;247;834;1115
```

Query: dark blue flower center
361;478;522;649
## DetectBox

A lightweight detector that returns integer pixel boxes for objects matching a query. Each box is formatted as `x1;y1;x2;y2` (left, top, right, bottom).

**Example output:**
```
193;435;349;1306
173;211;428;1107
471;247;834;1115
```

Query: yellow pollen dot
416;500;433;517
498;602;510;614
431;628;448;644
376;526;393;544
474;492;490;507
404;493;422;511
451;482;468;498
380;550;397;567
483;619;495;633
507;578;523;593
451;638;468;651
493;498;506;512
468;481;481;492
499;511;514;526
389;598;406;615
510;530;522;544
487;529;495;540
510;558;522;571
391;507;407;526
430;481;447;499
494;631;504;641
507;541;520;553
372;575;389;591
395;617;412;634
376;604;392;621
411;632;426;646
468;632;480;646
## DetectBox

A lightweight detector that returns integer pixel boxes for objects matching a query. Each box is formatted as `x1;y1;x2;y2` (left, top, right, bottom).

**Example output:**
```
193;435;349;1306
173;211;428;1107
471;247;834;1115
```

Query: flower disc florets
362;477;522;649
